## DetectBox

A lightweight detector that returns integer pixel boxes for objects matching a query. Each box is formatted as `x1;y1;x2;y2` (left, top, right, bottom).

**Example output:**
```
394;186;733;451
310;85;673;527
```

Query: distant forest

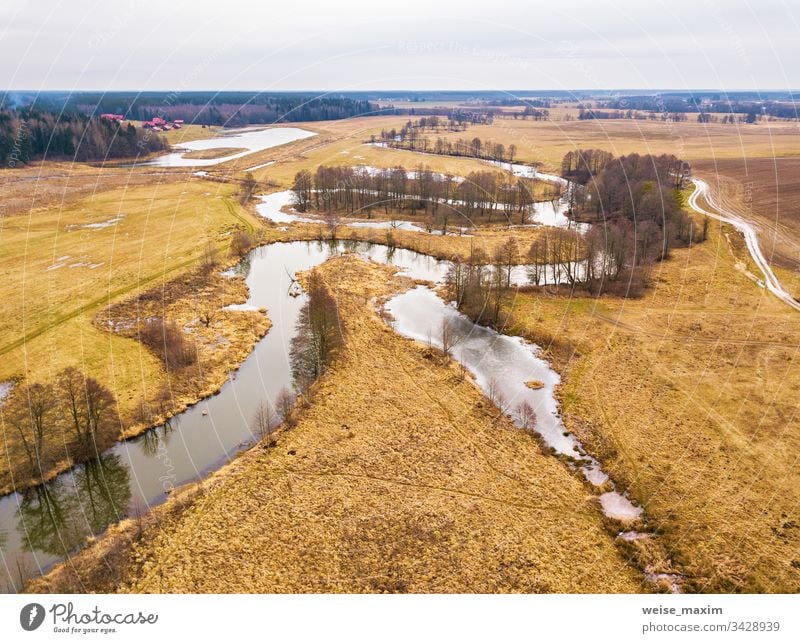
0;109;165;166
7;92;382;127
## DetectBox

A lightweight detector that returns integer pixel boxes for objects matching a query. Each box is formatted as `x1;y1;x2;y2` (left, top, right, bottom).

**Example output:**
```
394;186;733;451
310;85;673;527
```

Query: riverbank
30;255;642;593
497;221;800;592
0;260;270;497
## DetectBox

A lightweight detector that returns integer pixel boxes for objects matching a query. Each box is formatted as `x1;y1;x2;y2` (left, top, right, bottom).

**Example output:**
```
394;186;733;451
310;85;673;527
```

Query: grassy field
6;110;800;594
498;220;800;592
0;171;263;491
31;256;641;593
206;116;519;186
424;118;800;172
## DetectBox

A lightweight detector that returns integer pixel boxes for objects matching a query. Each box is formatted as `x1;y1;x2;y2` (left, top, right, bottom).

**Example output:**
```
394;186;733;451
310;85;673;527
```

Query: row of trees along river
370;115;521;163
292;149;703;298
292;164;559;228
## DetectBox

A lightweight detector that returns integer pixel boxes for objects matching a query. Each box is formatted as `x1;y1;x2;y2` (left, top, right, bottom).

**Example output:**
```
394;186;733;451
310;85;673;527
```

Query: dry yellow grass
499;220;800;592
257;218;546;264
180;147;246;160
9;111;800;594
0;178;255;383
201;116;521;186
0;170;265;491
426;118;800;172
0;162;195;219
0;262;270;496
32;255;642;593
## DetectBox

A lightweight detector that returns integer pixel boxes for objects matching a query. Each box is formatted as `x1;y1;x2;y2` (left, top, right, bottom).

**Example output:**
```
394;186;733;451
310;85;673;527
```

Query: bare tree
515;402;536;432
486;378;508;414
198;308;216;328
239;172;258;205
57;367;119;451
276;387;297;428
251;399;277;440
440;318;461;358
199;242;219;273
230;228;254;257
139;318;197;371
5;383;56;473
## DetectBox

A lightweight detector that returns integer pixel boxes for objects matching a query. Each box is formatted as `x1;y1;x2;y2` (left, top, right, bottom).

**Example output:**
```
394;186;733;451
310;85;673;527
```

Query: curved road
688;178;800;312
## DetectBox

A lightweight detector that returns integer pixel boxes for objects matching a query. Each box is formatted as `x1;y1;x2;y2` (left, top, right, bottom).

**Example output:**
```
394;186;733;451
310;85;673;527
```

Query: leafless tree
57;367;119;451
486;378;508;414
199;242;219;273
439;318;460;358
5;382;56;473
239;172;258;205
276;387;297;428
515;402;536;432
251;399;278;440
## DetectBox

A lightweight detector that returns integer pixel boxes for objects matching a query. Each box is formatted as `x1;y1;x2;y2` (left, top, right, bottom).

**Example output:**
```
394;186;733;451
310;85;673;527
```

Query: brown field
499;219;800;592
692;156;800;271
30;256;641;594
0;163;194;219
5;110;800;594
425;118;800;172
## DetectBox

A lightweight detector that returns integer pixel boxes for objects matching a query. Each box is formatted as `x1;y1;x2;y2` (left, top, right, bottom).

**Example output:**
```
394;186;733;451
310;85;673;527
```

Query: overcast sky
1;0;798;92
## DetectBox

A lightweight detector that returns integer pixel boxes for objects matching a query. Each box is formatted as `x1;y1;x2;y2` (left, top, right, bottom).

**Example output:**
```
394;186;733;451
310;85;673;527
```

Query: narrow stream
0;240;445;591
384;287;643;519
0;237;651;592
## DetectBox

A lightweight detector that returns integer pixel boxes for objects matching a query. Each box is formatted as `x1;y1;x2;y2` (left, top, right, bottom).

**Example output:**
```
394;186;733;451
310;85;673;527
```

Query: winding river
0;234;650;592
0;156;669;592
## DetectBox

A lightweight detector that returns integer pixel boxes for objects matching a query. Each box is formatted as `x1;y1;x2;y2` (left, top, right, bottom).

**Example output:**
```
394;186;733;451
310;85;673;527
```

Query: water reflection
1;239;452;590
139;421;175;459
17;453;131;558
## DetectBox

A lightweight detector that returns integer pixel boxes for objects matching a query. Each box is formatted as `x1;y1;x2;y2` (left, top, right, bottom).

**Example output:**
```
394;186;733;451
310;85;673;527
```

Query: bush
139;318;197;371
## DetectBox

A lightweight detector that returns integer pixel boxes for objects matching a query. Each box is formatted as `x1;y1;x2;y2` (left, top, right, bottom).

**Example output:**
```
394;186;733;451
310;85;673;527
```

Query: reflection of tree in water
139;420;175;458
17;452;131;557
140;428;160;458
235;255;251;276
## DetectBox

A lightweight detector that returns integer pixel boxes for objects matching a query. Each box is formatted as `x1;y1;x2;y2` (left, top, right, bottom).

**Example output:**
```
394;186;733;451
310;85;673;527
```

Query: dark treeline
578;108;767;124
496;106;549;120
485;98;551;108
118;97;377;126
374;116;519;164
290;269;342;393
0;109;165;166
16;92;381;127
292;164;544;228
578;107;694;122
591;96;799;121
